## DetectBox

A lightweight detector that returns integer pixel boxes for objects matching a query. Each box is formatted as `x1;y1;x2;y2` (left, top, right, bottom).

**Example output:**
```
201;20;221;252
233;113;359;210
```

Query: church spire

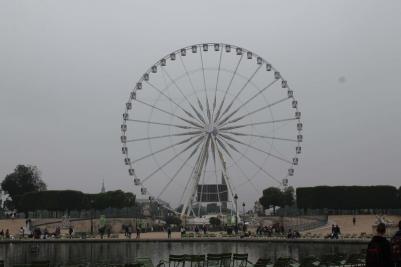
101;179;106;193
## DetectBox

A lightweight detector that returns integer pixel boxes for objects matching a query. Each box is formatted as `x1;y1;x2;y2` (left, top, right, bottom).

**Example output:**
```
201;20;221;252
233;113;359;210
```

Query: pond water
0;241;366;266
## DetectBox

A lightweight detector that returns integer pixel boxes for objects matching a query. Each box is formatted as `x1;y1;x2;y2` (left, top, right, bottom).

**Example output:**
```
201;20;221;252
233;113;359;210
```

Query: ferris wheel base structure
120;43;303;220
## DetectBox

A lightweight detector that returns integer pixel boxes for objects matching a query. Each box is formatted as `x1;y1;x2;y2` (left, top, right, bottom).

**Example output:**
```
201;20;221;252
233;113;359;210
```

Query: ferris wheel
121;43;302;218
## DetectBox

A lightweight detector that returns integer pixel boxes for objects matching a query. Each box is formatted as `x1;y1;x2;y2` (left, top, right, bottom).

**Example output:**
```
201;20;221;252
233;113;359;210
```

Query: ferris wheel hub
206;124;219;136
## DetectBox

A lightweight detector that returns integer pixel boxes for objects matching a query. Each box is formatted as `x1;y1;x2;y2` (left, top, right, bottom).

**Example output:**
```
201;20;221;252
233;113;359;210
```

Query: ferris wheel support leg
180;139;208;221
222;171;239;224
217;144;239;224
180;168;199;220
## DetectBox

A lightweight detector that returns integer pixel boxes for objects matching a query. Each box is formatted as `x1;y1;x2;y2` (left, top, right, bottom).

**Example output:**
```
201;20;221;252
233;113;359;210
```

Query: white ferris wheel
121;43;302;219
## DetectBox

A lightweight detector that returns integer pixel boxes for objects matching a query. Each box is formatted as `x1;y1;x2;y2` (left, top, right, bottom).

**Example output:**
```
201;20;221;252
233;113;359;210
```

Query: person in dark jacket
366;223;393;267
392;220;401;267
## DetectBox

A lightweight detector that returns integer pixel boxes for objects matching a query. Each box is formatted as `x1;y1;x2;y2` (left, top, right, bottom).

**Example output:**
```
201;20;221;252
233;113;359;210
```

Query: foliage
296;186;401;210
165;215;181;225
283;186;295;207
1;165;47;205
209;216;221;227
88;190;135;210
259;187;281;214
175;204;183;213
259;186;294;214
206;203;220;213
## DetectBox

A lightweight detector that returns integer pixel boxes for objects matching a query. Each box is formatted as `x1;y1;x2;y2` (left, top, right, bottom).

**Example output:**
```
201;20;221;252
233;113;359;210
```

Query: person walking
68;226;73;239
136;226;141;239
167;226;172;239
180;226;186;238
366;223;392;267
353;216;356;226
391;220;401;267
19;227;24;239
128;224;132;239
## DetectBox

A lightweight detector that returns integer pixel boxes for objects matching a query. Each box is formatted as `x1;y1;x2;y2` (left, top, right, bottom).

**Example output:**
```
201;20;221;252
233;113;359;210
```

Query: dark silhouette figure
167;226;172;239
68;226;73;239
366;223;392;267
136;227;141;239
391;220;401;267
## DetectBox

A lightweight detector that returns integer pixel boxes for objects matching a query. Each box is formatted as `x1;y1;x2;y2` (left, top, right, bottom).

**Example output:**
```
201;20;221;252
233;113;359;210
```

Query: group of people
287;229;301;239
0;229;10;239
179;224;209;237
122;224;141;239
255;223;285;236
98;225;112;239
16;226;62;239
366;221;401;267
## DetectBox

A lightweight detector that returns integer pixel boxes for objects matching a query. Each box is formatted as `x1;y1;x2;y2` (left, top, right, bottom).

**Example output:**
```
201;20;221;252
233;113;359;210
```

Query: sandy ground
304;215;401;235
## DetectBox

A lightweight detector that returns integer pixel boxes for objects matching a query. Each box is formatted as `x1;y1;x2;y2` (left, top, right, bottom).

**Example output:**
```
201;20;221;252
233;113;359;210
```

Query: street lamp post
90;200;94;235
234;194;238;230
242;202;245;223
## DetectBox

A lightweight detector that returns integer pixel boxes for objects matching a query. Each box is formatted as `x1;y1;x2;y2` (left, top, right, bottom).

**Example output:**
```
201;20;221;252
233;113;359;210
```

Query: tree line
16;190;135;214
259;185;401;214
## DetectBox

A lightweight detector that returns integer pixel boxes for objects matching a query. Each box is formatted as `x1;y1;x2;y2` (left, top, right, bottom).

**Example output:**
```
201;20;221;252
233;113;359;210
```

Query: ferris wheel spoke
126;131;202;143
126;119;199;130
218;65;262;124
210;137;222;212
161;67;206;125
210;136;217;165
226;143;261;195
132;134;202;164
200;49;212;123
218;79;277;126
157;139;203;199
219;133;293;164
219;97;290;127
145;81;203;124
214;137;238;196
218;137;282;185
214;54;244;123
218;117;297;131
197;138;211;216
222;131;298;143
215;136;234;159
135;99;203;129
141;134;206;183
212;48;224;121
178;55;207;121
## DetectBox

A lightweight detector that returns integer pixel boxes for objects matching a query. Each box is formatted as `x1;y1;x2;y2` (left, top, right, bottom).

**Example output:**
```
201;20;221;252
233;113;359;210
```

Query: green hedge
16;190;135;212
296;185;401;210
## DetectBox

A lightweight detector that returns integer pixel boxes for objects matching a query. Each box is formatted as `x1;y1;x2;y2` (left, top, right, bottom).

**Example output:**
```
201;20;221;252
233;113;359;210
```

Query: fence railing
285;215;328;232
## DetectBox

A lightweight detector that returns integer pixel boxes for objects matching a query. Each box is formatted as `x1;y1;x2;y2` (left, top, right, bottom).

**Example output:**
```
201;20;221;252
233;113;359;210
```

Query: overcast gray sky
1;0;401;206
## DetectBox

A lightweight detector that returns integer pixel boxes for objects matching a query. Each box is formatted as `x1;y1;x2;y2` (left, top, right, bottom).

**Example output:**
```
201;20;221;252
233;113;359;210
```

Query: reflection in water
0;241;366;266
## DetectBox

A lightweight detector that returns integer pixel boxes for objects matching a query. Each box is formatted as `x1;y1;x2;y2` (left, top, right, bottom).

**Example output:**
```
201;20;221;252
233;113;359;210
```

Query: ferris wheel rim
121;42;303;213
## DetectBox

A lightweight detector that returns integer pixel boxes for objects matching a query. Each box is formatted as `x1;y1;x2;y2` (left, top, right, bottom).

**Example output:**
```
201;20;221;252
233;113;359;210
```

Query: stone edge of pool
0;238;370;244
